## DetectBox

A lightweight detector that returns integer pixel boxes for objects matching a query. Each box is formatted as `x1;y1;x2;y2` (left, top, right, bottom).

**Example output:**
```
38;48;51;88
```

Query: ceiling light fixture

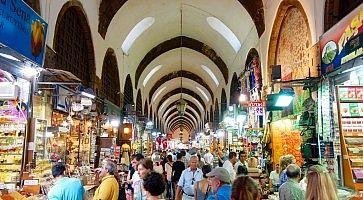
176;7;187;117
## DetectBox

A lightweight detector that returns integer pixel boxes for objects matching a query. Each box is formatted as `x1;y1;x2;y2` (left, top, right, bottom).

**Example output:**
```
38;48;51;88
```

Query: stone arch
136;90;142;115
98;0;265;39
324;0;362;32
229;73;240;106
53;1;95;87
149;70;214;102
101;48;121;106
123;74;134;106
268;0;312;114
210;106;213;123
144;100;148;117
214;99;219;126
149;105;153;119
136;36;228;88
268;0;312;82
221;89;227;117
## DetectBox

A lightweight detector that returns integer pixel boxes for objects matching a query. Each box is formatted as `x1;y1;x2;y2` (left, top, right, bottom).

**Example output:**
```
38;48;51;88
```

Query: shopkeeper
48;163;85;200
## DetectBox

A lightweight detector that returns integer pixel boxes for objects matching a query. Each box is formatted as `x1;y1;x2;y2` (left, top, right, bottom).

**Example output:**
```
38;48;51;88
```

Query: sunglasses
192;178;195;185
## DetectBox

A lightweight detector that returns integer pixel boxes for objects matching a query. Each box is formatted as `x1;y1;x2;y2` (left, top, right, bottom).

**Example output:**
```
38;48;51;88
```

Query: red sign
248;101;265;107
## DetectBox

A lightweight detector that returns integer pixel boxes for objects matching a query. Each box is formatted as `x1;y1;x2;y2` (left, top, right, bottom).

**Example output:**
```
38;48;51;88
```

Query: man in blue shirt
176;156;203;200
48;163;85;200
206;167;232;200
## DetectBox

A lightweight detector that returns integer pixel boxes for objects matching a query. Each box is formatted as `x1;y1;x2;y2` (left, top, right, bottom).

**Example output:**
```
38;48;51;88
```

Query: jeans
166;181;174;200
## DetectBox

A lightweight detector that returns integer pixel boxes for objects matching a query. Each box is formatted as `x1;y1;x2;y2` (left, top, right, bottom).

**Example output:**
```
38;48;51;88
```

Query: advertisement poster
0;0;48;66
320;4;363;75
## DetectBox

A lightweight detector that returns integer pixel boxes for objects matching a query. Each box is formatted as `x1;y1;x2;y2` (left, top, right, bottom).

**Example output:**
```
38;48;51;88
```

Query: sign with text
247;101;265;107
0;0;48;66
320;4;363;75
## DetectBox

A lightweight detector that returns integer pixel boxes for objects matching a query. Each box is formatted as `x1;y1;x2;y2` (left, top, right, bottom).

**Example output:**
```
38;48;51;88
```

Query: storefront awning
39;68;82;84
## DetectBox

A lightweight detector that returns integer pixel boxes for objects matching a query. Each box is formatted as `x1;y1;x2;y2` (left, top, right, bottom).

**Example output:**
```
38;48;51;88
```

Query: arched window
54;5;95;87
101;49;121;106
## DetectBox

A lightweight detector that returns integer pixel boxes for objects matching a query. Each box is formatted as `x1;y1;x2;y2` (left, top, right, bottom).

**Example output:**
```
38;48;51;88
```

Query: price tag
24;179;39;186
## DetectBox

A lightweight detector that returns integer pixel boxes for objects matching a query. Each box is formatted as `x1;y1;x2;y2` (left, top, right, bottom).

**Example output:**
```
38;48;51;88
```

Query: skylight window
196;87;209;101
206;17;241;52
122;17;155;55
201;65;219;86
152;86;166;103
143;65;162;87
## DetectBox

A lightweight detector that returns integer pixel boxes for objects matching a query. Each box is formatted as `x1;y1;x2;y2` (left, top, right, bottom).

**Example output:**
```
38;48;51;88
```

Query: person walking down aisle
234;151;248;173
269;164;280;192
94;160;119;200
48;163;85;200
176;156;203;200
172;153;186;192
278;164;304;200
305;165;338;200
203;149;214;165
143;171;166;200
231;175;260;200
223;152;237;181
165;155;174;200
194;165;212;200
133;159;154;200
279;154;296;186
206;167;232;200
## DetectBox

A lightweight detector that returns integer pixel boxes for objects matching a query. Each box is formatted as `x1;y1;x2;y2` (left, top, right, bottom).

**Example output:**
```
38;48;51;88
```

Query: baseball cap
206;167;231;183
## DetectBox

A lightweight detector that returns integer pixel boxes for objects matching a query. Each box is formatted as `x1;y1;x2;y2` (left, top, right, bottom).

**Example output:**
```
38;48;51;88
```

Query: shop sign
247;101;265;107
54;85;71;113
80;98;92;106
320;4;363;75
0;0;48;66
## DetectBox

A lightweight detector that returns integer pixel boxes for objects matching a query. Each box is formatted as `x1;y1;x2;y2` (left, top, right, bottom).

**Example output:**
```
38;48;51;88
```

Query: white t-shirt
269;170;280;186
165;162;173;181
223;160;236;181
154;165;163;174
204;152;214;164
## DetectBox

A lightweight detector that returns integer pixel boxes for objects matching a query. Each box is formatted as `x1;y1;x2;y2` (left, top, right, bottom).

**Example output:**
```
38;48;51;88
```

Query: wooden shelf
340;100;363;103
337;86;363;192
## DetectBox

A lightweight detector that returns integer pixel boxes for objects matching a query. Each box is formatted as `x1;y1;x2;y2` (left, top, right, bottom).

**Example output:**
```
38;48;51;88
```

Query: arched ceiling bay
101;0;264;136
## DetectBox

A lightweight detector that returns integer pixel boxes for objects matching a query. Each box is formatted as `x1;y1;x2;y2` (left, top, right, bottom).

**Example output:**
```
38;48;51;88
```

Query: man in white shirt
203;149;214;165
234;150;249;172
223;152;237;181
176;156;203;200
269;163;280;192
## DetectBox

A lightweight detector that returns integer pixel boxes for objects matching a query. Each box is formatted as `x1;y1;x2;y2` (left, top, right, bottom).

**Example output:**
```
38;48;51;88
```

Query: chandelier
176;7;187;116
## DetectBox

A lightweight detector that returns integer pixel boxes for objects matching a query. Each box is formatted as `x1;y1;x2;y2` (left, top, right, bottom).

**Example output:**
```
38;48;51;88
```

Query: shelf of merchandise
337;85;363;191
35;119;47;161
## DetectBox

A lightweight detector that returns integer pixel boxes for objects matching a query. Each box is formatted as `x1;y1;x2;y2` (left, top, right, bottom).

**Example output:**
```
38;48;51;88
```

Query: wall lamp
266;87;295;111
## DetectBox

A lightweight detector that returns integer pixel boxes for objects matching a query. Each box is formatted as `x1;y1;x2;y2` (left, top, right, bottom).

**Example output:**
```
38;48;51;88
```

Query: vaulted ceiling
99;0;264;139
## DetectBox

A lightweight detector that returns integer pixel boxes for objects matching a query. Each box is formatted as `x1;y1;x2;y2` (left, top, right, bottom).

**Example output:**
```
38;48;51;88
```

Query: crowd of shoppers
46;150;341;200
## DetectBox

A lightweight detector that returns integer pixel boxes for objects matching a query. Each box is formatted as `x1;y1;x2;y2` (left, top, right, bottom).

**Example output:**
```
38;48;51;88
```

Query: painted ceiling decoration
165;111;198;128
163;107;200;124
156;88;206;113
95;0;266;136
171;122;192;132
135;36;229;88
148;70;214;102
98;0;265;39
162;99;202;118
169;117;194;131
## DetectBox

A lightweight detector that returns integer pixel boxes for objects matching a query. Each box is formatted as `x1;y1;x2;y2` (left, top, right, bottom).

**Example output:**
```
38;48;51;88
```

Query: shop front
319;4;363;191
0;0;48;189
